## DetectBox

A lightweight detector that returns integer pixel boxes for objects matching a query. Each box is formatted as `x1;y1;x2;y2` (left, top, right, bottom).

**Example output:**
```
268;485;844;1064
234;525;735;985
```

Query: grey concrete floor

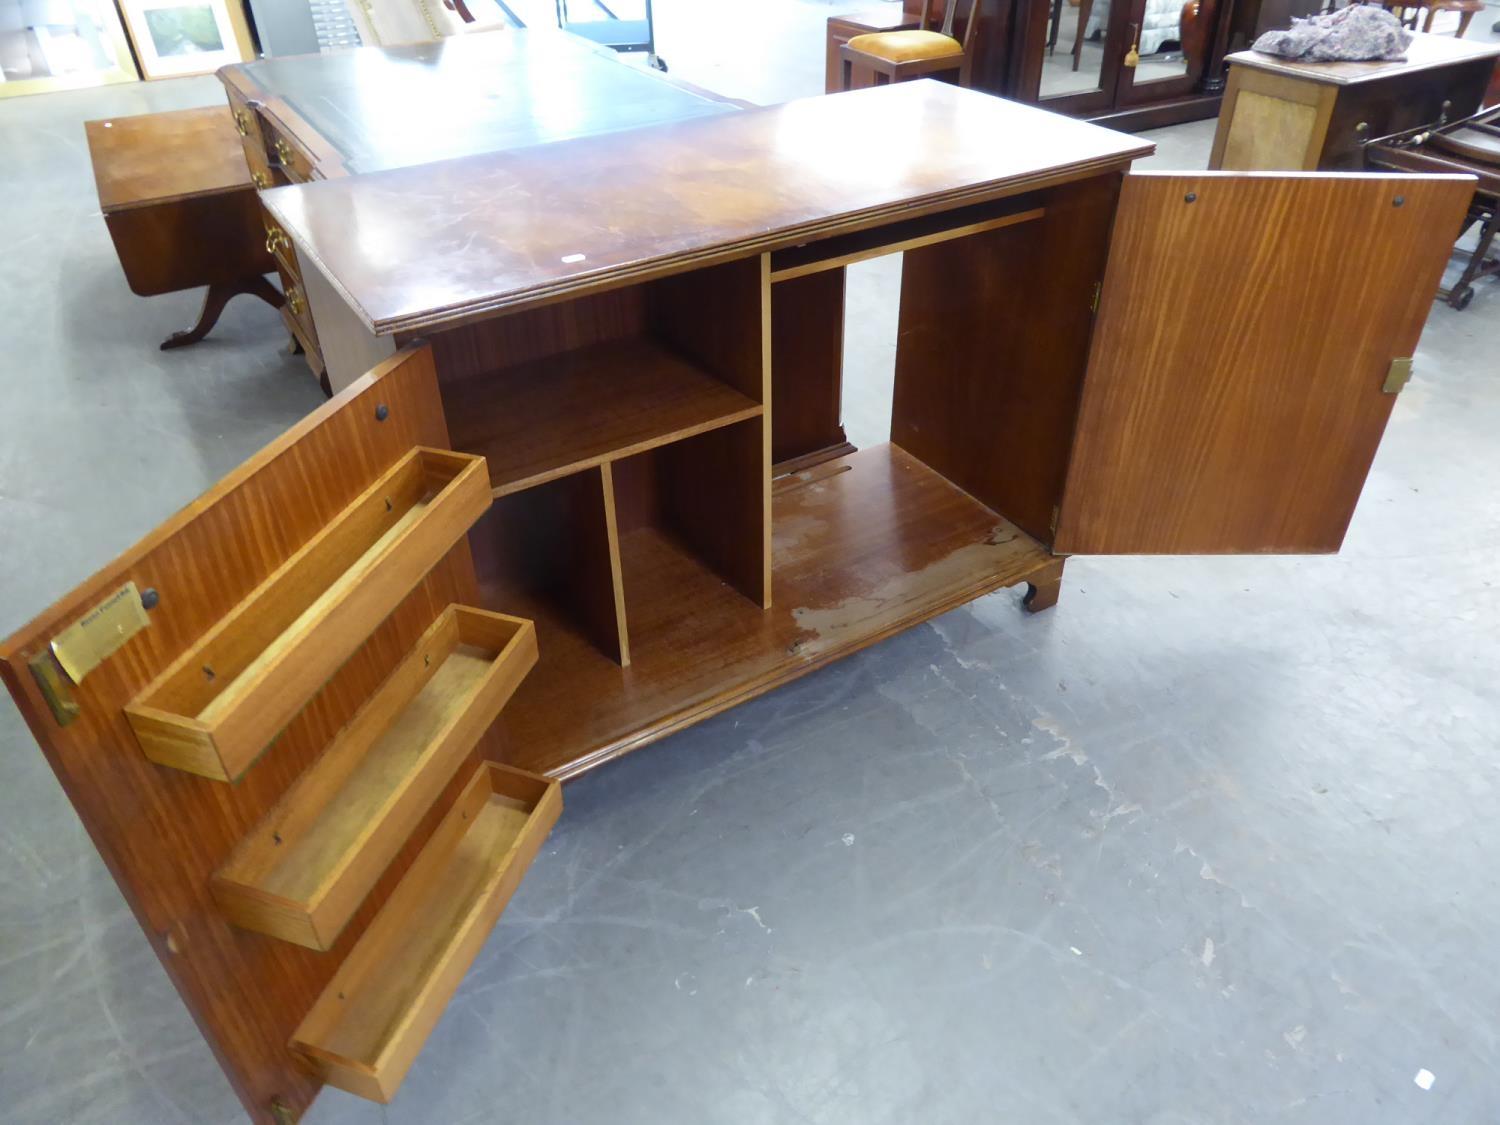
4;3;1500;1122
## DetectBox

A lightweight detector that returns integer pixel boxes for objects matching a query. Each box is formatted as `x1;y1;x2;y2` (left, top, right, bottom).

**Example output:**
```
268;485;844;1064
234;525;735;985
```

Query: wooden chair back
918;0;983;50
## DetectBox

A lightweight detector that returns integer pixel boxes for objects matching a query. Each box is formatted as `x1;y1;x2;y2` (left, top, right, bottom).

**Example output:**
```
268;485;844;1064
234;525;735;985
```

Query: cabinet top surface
263;81;1152;335
1226;32;1500;85
85;106;252;212
219;29;733;177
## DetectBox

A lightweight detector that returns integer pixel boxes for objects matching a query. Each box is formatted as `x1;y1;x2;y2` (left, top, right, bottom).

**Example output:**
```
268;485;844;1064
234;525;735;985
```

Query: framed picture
0;0;140;99
118;0;254;79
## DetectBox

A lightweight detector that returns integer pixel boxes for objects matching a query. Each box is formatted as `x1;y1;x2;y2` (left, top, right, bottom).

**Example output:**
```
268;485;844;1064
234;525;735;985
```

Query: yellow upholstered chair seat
845;29;963;63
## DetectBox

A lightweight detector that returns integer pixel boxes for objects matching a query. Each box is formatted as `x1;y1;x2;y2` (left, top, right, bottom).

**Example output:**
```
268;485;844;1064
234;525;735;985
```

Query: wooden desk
1210;33;1500;170
217;29;738;385
2;81;1471;1125
85;107;281;349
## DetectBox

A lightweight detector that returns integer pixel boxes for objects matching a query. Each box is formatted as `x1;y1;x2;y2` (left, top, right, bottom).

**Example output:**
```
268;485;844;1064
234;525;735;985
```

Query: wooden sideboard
1211;33;1500;170
218;29;737;386
1;81;1472;1124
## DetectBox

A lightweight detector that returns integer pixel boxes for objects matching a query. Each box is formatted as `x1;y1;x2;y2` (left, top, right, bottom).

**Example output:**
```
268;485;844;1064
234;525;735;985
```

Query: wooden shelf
443;337;762;498
487;443;1055;779
125;447;491;781
212;607;537;950
291;761;562;1104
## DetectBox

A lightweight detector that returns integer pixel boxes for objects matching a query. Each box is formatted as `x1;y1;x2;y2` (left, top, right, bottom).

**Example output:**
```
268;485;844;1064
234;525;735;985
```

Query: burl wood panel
1216;85;1324;171
1055;172;1475;555
892;175;1121;544
262;82;1151;334
0;348;488;1125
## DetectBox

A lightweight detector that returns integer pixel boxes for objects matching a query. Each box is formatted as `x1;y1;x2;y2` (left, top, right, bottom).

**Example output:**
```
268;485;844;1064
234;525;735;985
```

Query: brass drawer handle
286;285;305;316
252;170;270;190
234;109;251;136
265;226;288;254
274;137;294;165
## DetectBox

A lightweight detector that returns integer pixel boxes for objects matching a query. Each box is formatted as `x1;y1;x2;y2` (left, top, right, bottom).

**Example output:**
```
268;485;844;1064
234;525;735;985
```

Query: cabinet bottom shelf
487;442;1055;779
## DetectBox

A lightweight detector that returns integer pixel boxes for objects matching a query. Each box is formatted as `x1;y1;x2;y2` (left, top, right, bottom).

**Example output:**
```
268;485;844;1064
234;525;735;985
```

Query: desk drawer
281;271;319;349
225;86;265;152
240;136;284;192
263;217;300;282
265;122;316;184
281;302;325;380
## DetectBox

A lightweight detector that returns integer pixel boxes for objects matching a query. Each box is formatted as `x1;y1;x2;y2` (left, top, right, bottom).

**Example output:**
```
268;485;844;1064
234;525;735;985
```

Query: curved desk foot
1023;558;1066;613
160;274;284;350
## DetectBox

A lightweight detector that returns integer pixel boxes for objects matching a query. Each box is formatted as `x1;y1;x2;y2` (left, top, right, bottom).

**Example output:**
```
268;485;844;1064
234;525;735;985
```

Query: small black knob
375;403;389;422
140;587;160;610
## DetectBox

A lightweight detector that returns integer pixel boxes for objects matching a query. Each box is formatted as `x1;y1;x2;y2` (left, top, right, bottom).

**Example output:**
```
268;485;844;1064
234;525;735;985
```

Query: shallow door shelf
443;337;763;497
212;607;537;950
125;447;492;781
291;761;562;1103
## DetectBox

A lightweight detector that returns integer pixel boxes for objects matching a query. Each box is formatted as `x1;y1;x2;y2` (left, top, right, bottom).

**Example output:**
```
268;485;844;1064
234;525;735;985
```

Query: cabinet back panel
427;286;647;384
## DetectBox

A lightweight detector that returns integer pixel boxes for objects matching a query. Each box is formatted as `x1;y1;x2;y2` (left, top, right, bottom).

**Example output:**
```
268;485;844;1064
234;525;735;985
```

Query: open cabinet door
0;347;559;1123
1053;171;1474;555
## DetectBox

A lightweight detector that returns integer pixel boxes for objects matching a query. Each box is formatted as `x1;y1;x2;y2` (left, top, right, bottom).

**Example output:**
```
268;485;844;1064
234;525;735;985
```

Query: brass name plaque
50;582;150;684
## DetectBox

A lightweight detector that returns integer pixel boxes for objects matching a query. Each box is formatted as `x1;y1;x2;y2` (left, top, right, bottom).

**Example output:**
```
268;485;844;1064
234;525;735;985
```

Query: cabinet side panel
0;349;483;1124
892;174;1123;544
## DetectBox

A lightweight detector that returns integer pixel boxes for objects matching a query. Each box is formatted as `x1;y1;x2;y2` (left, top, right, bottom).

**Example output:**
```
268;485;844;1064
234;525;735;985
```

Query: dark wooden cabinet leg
160;274;285;350
1023;558;1066;613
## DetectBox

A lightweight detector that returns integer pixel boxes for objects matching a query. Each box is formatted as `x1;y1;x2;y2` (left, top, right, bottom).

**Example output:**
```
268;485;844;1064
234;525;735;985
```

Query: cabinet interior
434;177;1113;780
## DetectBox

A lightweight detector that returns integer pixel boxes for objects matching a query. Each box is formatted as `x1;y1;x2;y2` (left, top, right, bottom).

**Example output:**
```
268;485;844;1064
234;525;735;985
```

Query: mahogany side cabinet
0;81;1472;1124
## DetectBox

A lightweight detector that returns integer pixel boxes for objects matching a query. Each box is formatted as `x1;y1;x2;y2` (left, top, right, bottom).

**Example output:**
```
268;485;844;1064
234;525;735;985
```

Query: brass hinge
1050;505;1060;534
1383;357;1413;394
28;650;80;727
1090;281;1102;314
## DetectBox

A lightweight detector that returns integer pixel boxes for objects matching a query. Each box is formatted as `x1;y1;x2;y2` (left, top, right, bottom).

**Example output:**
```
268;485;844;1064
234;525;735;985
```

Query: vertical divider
597;462;632;666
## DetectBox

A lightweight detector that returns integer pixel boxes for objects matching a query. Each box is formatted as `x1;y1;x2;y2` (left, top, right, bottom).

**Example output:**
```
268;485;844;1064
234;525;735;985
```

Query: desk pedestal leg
160;274;284;350
1023;558;1066;613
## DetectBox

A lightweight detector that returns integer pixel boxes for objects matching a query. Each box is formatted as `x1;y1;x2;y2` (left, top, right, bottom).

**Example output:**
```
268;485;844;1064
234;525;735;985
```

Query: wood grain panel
427;287;646;386
443;338;762;497
0;347;488;1125
649;256;767;402
770;268;850;467
1055;172;1474;555
892;175;1122;544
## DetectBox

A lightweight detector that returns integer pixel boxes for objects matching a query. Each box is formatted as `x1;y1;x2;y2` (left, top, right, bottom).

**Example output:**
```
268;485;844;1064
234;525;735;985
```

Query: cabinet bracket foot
1022;558;1066;613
